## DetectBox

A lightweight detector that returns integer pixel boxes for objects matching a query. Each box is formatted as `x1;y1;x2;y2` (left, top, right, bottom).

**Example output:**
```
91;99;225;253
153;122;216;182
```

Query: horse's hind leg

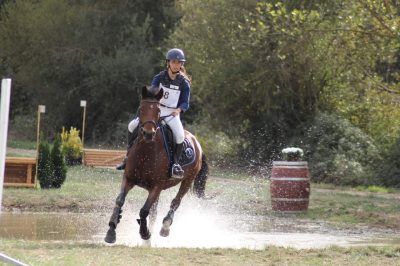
105;176;134;244
137;188;161;240
160;179;192;237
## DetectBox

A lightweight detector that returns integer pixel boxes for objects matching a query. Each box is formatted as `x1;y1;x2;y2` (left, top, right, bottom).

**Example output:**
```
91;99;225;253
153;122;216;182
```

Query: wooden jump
83;149;125;167
4;157;36;188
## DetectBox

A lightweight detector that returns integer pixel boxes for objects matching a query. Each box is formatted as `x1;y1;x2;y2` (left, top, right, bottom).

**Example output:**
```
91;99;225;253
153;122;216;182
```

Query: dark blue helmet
166;48;186;62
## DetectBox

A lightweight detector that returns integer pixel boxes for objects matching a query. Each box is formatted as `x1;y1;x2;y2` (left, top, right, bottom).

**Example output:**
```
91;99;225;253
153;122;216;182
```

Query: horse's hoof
160;227;170;237
105;228;116;244
140;230;151;240
160;220;171;237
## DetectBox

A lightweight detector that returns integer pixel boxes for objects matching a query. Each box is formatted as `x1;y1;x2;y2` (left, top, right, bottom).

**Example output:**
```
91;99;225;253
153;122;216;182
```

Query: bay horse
105;86;208;243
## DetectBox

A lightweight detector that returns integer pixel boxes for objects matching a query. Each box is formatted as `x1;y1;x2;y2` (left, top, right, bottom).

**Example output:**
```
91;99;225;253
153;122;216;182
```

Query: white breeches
128;106;184;144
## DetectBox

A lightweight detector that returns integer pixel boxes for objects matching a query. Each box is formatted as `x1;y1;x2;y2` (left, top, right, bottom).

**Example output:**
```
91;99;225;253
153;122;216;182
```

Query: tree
0;0;181;144
171;0;400;161
171;0;327;160
376;137;400;188
51;135;67;188
37;139;53;189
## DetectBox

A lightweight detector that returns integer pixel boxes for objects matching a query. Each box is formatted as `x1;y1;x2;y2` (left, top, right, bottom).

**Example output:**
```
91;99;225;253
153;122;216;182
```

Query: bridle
138;99;175;141
139;99;161;139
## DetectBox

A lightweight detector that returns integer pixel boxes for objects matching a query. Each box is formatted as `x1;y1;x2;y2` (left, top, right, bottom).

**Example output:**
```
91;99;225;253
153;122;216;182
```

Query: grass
0;240;399;266
3;165;400;229
2;166;139;212
297;184;400;228
356;185;393;193
2;165;400;265
7;139;37;150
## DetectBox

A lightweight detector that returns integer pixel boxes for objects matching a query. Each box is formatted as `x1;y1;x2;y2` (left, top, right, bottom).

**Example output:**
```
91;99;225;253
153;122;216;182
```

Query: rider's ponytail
179;66;192;85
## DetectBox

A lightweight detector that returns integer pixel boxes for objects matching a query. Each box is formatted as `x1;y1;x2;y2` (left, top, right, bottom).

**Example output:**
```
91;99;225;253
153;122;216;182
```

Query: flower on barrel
282;147;304;161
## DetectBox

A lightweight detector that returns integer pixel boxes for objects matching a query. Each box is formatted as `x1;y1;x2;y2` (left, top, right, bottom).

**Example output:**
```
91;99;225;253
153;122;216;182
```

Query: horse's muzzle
142;128;156;141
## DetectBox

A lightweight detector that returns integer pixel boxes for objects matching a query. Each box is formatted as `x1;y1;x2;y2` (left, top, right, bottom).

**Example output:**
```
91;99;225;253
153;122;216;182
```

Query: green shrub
37;139;53;189
376;137;400;188
61;127;83;165
187;121;240;165
295;112;382;186
51;136;67;188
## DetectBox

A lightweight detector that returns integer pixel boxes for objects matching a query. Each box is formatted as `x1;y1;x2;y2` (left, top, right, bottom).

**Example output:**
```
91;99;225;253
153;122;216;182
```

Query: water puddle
1;207;399;250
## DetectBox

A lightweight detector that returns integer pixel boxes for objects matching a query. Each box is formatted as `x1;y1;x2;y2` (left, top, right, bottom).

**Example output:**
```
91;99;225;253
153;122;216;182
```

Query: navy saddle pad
160;124;196;168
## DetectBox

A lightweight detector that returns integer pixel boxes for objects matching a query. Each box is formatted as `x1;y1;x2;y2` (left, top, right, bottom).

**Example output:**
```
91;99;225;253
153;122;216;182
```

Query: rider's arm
178;79;190;113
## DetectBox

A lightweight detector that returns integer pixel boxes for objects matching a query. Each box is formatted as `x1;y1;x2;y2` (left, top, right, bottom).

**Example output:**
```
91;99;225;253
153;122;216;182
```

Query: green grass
2;166;400;265
3;166;140;212
0;239;399;266
356;185;394;193
298;187;400;228
3;165;400;228
7;139;37;150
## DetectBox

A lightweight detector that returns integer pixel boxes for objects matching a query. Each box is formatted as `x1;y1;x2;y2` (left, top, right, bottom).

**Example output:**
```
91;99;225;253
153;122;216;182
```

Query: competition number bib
160;84;181;108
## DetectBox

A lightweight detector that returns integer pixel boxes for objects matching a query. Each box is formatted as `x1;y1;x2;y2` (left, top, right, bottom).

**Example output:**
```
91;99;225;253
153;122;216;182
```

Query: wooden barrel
270;161;310;212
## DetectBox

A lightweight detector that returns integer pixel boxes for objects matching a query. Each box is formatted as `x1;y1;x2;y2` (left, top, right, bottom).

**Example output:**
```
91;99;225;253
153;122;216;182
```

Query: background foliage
1;0;399;187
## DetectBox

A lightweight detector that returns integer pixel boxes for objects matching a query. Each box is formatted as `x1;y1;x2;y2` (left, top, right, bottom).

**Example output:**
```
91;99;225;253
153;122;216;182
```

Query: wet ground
1;196;399;250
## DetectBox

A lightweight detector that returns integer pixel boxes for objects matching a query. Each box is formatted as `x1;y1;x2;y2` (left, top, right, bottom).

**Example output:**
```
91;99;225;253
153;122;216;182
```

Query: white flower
282;147;304;156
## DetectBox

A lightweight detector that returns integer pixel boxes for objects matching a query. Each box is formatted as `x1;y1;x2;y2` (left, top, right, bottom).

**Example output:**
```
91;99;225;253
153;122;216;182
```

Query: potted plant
282;147;304;161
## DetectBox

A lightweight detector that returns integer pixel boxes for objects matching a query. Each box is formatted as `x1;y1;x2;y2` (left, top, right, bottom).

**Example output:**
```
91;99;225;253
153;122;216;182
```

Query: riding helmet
166;48;186;62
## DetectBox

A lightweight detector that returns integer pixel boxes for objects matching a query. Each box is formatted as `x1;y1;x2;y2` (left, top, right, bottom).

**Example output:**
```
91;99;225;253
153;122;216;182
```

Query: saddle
159;122;196;171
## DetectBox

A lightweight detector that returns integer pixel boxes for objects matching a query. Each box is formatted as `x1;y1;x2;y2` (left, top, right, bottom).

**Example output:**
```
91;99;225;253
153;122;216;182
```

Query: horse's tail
193;154;208;198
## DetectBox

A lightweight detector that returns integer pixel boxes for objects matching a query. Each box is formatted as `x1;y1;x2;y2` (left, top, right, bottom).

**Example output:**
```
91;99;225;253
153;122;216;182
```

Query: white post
0;79;12;212
35;105;45;188
80;100;87;164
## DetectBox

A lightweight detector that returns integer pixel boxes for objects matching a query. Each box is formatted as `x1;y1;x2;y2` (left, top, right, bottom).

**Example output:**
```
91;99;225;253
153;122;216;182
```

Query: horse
105;86;208;243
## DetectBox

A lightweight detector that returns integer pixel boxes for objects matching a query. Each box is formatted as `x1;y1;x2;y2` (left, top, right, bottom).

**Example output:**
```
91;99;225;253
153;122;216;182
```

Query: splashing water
1;188;400;249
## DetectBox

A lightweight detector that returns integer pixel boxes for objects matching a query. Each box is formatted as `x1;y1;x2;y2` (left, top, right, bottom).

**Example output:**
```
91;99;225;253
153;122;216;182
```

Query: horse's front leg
160;179;192;237
137;187;161;240
148;197;159;234
105;176;134;244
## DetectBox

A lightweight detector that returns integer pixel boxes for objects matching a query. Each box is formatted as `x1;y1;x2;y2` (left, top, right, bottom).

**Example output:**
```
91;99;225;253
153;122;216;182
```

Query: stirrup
116;157;127;170
171;163;184;179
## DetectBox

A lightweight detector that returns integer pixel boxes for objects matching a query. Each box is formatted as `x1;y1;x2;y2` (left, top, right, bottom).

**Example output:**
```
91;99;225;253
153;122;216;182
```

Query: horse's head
139;86;163;141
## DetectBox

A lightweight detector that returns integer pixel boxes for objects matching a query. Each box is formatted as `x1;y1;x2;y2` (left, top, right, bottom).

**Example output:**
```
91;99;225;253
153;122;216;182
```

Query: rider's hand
171;108;181;117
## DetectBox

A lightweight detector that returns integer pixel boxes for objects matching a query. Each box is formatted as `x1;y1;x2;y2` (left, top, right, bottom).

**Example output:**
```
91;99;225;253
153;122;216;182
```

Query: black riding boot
116;128;138;170
171;142;184;179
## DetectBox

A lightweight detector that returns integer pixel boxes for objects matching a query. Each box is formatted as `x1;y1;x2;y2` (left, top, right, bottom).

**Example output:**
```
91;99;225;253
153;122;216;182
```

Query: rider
116;48;191;179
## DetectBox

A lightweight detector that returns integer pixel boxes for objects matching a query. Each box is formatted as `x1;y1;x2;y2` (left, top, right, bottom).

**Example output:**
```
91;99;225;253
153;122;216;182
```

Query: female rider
116;48;191;179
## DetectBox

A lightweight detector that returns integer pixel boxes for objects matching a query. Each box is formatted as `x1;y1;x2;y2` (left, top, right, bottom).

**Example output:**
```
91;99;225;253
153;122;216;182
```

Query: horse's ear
141;86;148;99
155;88;164;101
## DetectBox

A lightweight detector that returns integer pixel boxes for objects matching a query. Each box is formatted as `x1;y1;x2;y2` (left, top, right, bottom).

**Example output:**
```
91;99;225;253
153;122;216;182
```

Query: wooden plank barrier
83;149;125;167
4;157;36;188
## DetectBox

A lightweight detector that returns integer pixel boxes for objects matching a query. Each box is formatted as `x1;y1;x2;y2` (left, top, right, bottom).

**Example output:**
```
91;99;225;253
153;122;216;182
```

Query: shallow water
1;202;399;250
